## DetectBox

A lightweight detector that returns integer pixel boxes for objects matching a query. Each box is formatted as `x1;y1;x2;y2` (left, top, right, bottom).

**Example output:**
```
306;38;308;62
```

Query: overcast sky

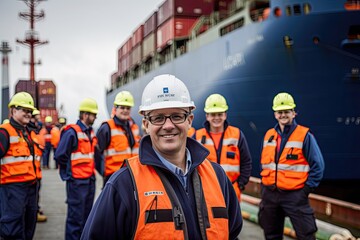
0;0;163;128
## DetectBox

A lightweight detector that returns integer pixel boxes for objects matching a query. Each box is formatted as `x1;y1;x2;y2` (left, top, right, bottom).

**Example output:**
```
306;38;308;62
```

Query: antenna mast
16;0;48;82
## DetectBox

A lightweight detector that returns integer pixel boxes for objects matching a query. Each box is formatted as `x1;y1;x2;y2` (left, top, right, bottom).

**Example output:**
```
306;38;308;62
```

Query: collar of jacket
138;135;210;172
10;117;27;131
76;119;92;132
274;119;298;136
203;119;229;133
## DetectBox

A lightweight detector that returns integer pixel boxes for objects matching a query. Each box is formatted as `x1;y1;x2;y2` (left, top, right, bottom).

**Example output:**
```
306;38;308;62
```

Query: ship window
220;18;244;36
303;3;311;14
286;6;292;16
293;4;301;15
274;7;282;17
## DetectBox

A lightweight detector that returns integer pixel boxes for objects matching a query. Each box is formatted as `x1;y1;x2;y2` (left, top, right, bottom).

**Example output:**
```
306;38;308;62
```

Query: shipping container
15;80;37;105
119;37;133;58
38;80;56;95
120;53;131;75
142;32;156;60
157;17;198;50
157;0;213;27
111;72;119;89
131;45;142;67
144;12;158;37
132;25;144;47
40;108;58;124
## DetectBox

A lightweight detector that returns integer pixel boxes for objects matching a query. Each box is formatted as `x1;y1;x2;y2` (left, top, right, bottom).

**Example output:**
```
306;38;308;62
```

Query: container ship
106;0;360;203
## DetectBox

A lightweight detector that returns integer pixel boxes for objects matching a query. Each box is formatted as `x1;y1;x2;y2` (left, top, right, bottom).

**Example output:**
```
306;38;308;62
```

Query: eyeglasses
275;110;293;115
116;105;131;110
16;107;33;114
146;113;189;126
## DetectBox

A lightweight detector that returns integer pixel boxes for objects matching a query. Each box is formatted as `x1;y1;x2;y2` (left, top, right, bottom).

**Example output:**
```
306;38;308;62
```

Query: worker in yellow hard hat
54;97;98;240
28;108;47;222
42;115;54;169
0;92;39;239
258;92;325;240
95;90;141;186
195;93;252;201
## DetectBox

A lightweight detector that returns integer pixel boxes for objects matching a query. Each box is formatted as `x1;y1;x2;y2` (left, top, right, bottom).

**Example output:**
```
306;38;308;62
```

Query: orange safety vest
69;124;97;179
187;127;195;137
0;123;37;184
30;131;44;179
196;126;241;199
44;127;52;143
51;126;60;148
260;125;310;190
127;156;229;240
103;119;140;177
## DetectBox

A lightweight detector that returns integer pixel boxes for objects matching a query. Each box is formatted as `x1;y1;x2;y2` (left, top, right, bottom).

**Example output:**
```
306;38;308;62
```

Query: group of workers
0;74;325;240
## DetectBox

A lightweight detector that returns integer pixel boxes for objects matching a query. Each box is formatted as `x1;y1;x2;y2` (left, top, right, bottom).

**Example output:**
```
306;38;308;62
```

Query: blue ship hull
107;1;360;185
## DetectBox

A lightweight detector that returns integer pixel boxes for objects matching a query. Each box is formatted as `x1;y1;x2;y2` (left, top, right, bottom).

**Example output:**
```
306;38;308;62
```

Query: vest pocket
260;169;271;177
8;164;30;175
13;146;30;156
212;207;228;219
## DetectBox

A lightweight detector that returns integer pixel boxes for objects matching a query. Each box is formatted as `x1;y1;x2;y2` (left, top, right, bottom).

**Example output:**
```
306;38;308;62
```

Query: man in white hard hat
95;91;141;186
82;74;242;239
258;92;325;240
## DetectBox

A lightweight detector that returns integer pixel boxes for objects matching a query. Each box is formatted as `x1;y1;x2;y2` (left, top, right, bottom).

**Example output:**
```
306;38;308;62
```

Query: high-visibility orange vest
187;127;195;137
50;126;60;148
0;123;37;184
103;119;140;177
30;131;44;179
127;156;229;240
196;126;241;198
69;124;97;179
260;125;310;190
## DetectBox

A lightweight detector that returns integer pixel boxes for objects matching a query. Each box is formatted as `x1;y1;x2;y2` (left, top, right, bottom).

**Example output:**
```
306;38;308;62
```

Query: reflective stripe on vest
195;126;241;183
103;119;140;177
69;124;97;179
127;156;229;239
260;125;309;190
0;123;37;184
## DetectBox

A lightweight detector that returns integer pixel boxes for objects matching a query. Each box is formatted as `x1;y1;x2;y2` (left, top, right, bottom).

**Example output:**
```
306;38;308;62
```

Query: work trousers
65;178;95;240
258;186;317;240
0;182;38;240
42;142;52;168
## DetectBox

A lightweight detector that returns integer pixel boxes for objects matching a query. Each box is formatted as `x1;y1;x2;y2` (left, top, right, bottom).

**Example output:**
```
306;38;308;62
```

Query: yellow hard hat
272;92;296;111
114;91;134;107
32;109;40;116
204;93;228;113
79;98;98;114
8;92;35;110
59;117;66;124
45;116;53;123
2;119;10;124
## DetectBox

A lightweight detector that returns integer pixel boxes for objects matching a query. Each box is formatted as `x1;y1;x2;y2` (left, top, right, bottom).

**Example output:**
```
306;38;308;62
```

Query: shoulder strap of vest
192;168;208;240
153;167;189;240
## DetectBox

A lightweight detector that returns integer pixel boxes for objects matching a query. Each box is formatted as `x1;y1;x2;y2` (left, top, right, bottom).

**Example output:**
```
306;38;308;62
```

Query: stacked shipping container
115;0;232;80
15;79;58;123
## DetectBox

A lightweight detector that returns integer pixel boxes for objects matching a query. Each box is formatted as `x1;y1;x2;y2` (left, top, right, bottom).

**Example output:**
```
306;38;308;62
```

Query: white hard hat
139;74;196;115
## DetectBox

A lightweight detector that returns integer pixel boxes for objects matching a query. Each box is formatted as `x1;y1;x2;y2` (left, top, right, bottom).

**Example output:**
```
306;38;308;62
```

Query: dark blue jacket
81;136;242;240
54;120;95;181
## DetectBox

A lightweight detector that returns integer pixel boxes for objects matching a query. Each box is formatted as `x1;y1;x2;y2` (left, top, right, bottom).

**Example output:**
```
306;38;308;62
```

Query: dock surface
34;167;290;240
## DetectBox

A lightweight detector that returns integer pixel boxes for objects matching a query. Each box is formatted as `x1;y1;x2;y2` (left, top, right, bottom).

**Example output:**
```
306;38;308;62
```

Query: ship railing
244;176;360;232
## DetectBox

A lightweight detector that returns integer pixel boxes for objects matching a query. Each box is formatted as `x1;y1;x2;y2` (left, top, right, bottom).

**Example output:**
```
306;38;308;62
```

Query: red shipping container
111;72;119;89
15;80;37;105
131;45;142;66
40;108;58;124
157;17;197;50
120;53;131;74
142;33;156;60
132;25;144;47
38;80;56;95
38;95;56;109
157;0;213;27
144;12;157;37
